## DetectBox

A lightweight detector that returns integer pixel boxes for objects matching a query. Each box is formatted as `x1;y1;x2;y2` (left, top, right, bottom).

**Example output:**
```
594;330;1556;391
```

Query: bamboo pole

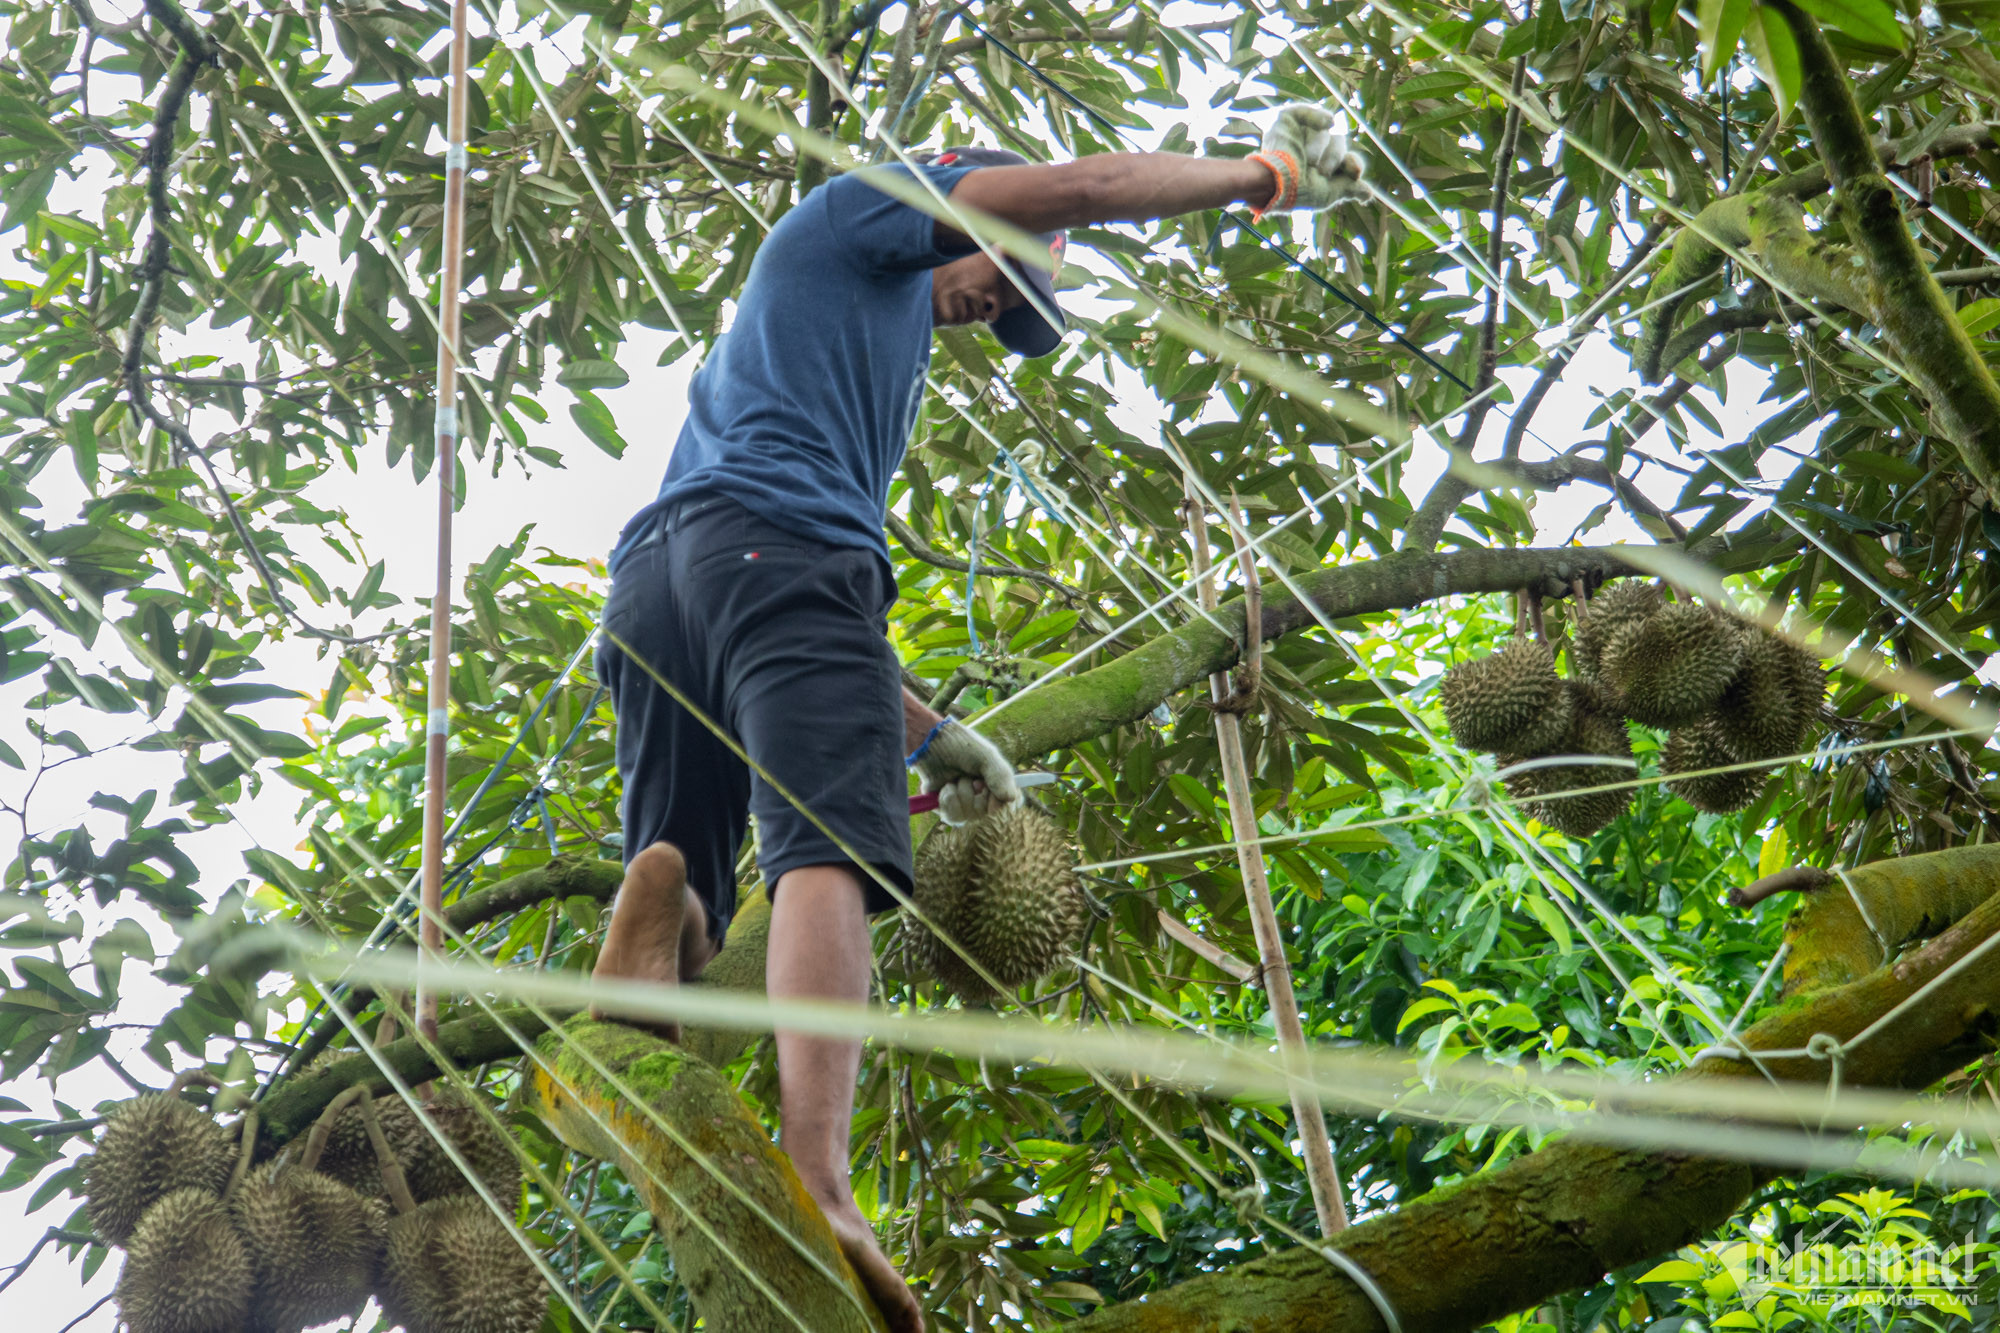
1183;484;1350;1236
417;0;474;1048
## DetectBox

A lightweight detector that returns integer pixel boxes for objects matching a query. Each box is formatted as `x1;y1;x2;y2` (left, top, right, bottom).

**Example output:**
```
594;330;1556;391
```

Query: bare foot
816;1192;924;1333
591;842;689;1042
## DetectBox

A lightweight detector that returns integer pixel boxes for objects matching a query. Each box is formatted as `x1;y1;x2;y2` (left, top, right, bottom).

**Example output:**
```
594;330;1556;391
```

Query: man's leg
591;843;721;1041
768;863;923;1333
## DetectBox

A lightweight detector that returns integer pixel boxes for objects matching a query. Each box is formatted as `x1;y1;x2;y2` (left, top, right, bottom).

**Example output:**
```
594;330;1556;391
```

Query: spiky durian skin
85;1094;236;1245
1664;720;1771;813
1500;681;1635;837
1571;580;1663;679
311;1092;399;1198
902;807;1085;1004
378;1197;545;1333
958;806;1087;988
1603;602;1746;729
900;820;990;1001
400;1090;523;1206
231;1162;385;1333
1711;629;1824;762
1439;639;1571;754
313;1091;516;1206
116;1188;254;1333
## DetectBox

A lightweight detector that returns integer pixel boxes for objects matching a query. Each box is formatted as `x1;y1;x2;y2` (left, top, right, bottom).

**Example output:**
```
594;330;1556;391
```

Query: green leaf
569;393;629;458
1396;995;1457;1031
1522;893;1572;956
0;736;19;770
558;358;631;390
1957;297;2000;338
1789;0;1905;47
1699;0;1754;77
1743;4;1802;116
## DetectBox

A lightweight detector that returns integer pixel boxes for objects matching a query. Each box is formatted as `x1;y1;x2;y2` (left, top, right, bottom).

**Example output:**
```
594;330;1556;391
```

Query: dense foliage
3;0;2000;1328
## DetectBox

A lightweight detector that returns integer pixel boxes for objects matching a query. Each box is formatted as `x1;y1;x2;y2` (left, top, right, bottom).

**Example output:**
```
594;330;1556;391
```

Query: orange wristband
1246;150;1298;221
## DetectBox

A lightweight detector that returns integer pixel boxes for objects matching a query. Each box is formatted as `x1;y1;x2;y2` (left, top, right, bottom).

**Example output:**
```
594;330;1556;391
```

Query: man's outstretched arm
937;104;1368;240
945;152;1277;237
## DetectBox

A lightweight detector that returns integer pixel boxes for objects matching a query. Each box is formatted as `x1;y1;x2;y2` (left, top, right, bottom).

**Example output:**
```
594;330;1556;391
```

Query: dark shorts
595;496;910;945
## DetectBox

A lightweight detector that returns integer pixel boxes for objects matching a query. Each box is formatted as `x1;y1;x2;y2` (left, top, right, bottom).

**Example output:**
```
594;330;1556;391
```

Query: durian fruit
1710;628;1825;762
310;1092;409;1198
115;1187;255;1333
400;1089;523;1206
1570;580;1664;679
378;1196;545;1333
1438;639;1572;754
900;819;987;1001
902;805;1087;1004
1663;719;1772;814
1601;601;1746;729
1500;680;1635;837
230;1161;386;1333
958;806;1088;986
314;1089;517;1205
85;1093;236;1245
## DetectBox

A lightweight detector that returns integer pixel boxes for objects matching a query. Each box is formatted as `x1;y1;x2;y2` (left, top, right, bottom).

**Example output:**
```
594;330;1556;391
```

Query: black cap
916;146;1067;358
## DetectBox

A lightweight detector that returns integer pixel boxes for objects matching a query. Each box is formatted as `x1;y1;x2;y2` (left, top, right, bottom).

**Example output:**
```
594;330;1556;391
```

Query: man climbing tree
585;110;1369;1330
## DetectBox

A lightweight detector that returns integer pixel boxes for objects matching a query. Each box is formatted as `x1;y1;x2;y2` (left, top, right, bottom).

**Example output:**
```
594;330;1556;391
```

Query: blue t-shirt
610;163;978;573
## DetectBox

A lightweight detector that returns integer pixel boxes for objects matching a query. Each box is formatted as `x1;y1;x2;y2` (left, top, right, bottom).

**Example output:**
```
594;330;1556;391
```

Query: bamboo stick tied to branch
1183;481;1351;1237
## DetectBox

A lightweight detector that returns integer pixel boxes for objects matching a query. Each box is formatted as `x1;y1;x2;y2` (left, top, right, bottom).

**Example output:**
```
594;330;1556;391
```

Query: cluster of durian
87;1083;542;1333
900;804;1088;1004
1440;580;1824;834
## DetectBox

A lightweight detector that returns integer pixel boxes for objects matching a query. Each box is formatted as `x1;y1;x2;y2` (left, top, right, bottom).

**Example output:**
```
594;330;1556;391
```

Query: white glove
1248;103;1370;219
913;720;1019;825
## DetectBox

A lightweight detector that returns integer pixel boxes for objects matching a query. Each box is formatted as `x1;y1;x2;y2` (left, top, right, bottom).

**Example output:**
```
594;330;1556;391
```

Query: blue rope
965;467;995;654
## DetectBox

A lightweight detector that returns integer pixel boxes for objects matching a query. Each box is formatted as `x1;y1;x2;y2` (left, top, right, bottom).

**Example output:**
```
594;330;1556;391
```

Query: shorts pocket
686;538;817;576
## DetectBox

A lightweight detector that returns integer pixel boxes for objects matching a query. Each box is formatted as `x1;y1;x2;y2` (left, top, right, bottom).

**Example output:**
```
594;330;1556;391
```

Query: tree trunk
523;1017;886;1332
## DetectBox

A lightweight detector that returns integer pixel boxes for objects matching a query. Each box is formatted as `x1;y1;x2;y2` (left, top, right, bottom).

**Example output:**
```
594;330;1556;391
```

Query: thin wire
1220;0;1540;330
961;9;1473;392
1352;0;1932;404
1073;727;1985;873
1891;174;2000;269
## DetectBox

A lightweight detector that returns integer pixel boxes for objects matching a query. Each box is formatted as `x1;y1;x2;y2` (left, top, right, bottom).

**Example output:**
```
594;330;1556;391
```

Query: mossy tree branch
1636;192;1873;381
1773;4;2000;494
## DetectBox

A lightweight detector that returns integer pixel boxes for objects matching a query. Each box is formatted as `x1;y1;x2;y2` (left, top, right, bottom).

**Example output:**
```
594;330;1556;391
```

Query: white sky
0;4;1788;1326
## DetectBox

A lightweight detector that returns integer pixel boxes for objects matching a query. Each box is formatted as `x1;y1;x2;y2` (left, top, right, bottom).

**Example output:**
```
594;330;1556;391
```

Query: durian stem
355;1092;420;1216
301;1084;369;1174
1185;482;1351;1238
165;1069;222;1100
221;1110;259;1204
1731;864;1833;908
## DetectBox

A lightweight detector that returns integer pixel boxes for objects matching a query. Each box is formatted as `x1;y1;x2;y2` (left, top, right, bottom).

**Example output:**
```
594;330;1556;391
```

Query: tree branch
930;18;1235;61
1063;844;2000;1331
977;544;1656;763
1636;192;1872;382
1494;220;1669;465
258;1005;561;1148
1771;8;2000;493
885;512;1087;603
